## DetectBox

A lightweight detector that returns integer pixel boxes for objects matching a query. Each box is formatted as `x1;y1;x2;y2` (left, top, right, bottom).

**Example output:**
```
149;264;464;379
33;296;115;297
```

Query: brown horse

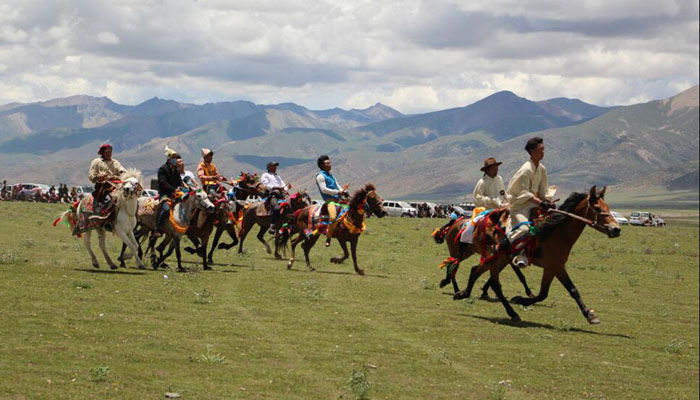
183;193;233;270
452;186;620;323
206;172;264;263
438;213;535;298
286;183;388;275
237;189;311;259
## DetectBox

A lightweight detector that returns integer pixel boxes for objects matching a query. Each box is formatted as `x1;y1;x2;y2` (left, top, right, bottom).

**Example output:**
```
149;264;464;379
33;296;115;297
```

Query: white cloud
0;0;696;112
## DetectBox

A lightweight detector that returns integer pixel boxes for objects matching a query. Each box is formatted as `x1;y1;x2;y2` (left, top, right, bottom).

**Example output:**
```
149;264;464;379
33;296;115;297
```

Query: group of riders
85;134;552;269
85;143;350;243
441;136;553;269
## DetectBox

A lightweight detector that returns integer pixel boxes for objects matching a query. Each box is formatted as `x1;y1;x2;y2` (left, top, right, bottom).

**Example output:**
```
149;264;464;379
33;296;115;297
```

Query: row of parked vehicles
613;211;666;227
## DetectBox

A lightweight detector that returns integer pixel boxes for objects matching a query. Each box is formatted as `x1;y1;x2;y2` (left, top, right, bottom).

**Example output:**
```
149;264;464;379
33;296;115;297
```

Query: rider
315;155;349;246
473;157;509;209
197;148;226;195
506;137;553;268
261;161;291;234
155;146;184;236
178;159;199;190
88;143;126;214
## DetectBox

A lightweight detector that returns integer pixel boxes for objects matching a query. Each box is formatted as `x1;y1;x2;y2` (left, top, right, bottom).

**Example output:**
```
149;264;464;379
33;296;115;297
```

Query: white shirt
180;170;198;188
261;172;286;190
507;159;548;210
473;175;508;208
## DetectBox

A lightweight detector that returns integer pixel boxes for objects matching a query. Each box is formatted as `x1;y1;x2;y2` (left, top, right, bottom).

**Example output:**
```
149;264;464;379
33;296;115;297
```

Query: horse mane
538;191;588;238
120;168;144;188
349;183;375;209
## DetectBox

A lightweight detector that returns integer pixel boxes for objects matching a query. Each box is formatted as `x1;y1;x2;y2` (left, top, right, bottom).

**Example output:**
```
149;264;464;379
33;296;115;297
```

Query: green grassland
0;202;698;399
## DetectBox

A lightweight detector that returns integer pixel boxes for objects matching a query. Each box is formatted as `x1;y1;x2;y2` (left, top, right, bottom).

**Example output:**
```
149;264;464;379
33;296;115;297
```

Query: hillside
0;86;696;203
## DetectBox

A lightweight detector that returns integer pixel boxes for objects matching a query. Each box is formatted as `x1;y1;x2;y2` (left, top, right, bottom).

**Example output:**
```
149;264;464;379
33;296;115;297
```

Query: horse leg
217;223;238;250
174;238;184;272
237;223;250;254
155;236;175;269
257;226;271;254
511;269;555;307
184;236;200;255
556;268;600;324
97;229;118;270
349;237;364;275
118;242;128;268
147;235;159;269
302;234;320;271
116;225;145;270
330;238;350;264
487;261;521;321
201;235;212;271
454;263;488;300
207;225;224;264
84;231;100;268
287;232;305;270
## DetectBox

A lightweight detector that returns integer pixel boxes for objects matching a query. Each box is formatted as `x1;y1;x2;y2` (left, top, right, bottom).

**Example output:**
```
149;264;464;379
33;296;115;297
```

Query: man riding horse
315;155;350;247
261;160;291;235
505;136;555;268
197;148;226;195
88;143;126;230
154;146;184;237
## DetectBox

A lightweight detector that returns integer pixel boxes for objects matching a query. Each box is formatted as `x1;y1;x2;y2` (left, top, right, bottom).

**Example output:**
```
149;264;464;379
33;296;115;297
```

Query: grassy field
0;202;698;399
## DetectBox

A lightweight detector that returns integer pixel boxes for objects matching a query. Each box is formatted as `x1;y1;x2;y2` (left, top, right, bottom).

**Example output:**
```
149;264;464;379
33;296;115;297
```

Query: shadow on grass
461;314;634;338
444;292;551;307
73;268;146;276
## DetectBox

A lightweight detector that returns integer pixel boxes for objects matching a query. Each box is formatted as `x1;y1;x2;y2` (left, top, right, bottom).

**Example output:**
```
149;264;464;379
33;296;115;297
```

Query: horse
206;172;264;263
286;183;388;275
182;191;233;270
435;213;535;298
150;189;216;271
237;189;311;259
56;169;145;270
452;186;620;323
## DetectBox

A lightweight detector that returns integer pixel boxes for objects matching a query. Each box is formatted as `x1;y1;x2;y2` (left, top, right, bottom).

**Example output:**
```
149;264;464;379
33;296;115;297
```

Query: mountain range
0;85;697;203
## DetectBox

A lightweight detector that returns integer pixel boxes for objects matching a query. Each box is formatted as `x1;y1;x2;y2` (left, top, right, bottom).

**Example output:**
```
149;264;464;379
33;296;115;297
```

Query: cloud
0;0;696;112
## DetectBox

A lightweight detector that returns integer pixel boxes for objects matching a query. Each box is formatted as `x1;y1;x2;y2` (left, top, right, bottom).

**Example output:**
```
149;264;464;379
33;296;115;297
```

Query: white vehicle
611;211;629;225
629;211;665;227
382;200;417;217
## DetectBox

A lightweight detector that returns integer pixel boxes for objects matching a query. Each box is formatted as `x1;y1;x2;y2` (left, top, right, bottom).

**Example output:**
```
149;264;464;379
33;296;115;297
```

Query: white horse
59;169;145;269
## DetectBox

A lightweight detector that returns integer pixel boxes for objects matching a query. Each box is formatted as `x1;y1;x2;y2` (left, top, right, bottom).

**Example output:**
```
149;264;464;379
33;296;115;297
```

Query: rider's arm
316;174;341;196
114;159;127;177
88;159;102;184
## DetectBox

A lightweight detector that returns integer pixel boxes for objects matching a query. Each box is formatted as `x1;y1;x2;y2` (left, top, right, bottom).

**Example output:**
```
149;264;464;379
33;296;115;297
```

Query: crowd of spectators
0;180;84;203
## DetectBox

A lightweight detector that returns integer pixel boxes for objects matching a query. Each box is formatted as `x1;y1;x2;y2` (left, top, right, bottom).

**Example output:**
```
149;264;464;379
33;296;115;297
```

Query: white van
382;200;417;217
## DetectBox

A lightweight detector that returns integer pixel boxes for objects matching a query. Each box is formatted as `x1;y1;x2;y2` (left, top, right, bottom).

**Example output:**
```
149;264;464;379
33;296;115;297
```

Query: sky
0;0;698;113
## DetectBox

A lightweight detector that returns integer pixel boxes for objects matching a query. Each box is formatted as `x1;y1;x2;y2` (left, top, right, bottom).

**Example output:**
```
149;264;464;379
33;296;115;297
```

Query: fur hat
201;148;213;157
164;145;180;159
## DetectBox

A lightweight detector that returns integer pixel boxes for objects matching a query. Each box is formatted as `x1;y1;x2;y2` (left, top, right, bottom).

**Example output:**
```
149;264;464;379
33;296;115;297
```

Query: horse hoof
355;269;365;276
510;296;525;304
203;266;213;271
217;243;230;250
480;293;490;300
510;314;522;322
207;258;214;264
587;310;600;324
287;262;293;270
453;291;468;300
109;264;118;270
439;279;450;288
92;263;99;269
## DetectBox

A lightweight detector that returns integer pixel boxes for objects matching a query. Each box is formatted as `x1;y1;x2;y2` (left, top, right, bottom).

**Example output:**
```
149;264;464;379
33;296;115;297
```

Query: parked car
18;183;48;200
629;211;665;227
382;200;417;217
409;202;438;218
140;189;158;198
611;211;629;225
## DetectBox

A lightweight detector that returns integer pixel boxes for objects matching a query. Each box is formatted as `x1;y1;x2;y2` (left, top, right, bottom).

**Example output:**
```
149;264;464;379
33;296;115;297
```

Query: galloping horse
183;192;233;270
237;189;311;259
151;190;216;271
56;169;145;270
452;186;620;323
286;183;387;275
207;172;263;262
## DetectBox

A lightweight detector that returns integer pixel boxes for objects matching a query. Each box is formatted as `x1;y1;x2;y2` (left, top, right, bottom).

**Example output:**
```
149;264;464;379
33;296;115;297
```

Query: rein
549;195;609;229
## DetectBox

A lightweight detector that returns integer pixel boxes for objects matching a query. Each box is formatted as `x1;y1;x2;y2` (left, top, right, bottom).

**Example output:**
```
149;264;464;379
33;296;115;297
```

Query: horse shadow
460;314;634;339
73;268;146;276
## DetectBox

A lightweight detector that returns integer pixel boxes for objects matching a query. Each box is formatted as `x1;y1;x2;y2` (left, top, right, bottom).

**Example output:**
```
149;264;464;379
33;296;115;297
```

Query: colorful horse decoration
54;169;145;270
442;186;620;323
287;183;387;275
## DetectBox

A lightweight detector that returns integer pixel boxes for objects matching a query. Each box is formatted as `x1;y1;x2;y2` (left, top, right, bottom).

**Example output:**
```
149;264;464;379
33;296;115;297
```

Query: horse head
582;186;620;238
118;168;144;199
350;183;387;218
289;190;311;211
194;190;216;214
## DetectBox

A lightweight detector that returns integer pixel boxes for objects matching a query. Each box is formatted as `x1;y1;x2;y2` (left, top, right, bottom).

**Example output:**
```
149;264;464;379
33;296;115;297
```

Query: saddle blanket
459;207;488;244
73;195;111;235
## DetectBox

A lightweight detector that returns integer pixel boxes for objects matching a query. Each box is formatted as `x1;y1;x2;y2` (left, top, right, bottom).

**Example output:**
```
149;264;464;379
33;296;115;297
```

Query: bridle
549;195;610;232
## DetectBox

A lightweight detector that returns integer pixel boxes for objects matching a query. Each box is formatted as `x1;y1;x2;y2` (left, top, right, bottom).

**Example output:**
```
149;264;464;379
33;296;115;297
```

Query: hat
164;145;180;159
266;161;279;169
480;157;502;172
97;143;112;155
201;148;213;157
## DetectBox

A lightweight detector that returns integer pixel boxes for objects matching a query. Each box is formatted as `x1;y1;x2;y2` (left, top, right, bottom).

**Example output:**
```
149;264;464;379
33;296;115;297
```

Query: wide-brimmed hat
480;157;502;172
97;143;112;155
201;148;213;157
266;161;279;169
